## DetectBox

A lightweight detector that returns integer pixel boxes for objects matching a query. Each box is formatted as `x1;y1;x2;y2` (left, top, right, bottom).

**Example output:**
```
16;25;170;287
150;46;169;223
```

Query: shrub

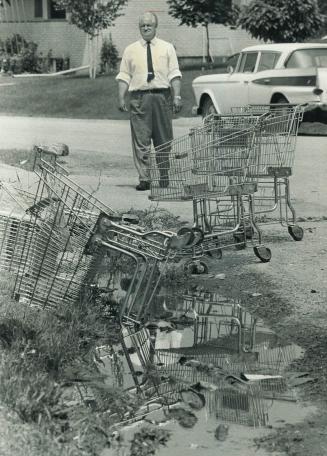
0;34;42;74
21;42;40;73
3;33;28;55
100;34;119;73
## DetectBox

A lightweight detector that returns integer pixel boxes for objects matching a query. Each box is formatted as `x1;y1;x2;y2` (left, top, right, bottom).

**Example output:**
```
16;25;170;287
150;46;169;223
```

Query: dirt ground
0;119;326;454
189;219;327;456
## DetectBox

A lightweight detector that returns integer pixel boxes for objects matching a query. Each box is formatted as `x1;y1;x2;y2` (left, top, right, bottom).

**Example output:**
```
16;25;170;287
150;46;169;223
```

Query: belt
131;88;170;95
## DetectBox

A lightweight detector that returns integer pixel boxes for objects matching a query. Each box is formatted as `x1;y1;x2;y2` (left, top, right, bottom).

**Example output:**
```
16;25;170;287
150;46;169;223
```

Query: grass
0;68;221;119
0;170;193;455
1;69;326;135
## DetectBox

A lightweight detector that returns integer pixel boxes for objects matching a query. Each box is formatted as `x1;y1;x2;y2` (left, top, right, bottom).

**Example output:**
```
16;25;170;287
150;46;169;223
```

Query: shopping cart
148;118;272;272
12;157;194;313
227;104;305;241
0;144;70;274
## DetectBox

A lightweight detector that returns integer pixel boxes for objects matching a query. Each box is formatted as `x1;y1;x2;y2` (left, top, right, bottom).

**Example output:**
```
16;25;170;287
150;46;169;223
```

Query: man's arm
118;80;129;112
171;77;182;113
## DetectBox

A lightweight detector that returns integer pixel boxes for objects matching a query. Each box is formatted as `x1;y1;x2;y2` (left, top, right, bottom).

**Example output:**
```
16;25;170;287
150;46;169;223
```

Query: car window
285;48;327;68
257;52;281;71
225;53;240;72
239;52;258;73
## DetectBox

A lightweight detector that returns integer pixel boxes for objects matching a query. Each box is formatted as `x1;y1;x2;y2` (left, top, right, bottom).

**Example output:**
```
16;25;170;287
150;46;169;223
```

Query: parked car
192;43;327;117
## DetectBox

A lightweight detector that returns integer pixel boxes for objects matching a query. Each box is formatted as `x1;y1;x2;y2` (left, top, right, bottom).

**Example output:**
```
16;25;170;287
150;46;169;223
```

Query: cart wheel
191;227;205;246
288;225;304;241
253;246;272;263
233;234;246;250
180;389;206;410
184;260;208;274
176;227;195;246
206;246;223;259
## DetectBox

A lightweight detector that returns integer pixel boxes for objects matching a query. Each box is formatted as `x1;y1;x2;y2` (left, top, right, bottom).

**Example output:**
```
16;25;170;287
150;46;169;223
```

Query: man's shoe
136;181;150;191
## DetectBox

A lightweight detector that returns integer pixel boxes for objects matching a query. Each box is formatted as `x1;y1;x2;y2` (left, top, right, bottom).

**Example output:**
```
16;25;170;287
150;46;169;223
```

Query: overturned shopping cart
12;153;194;313
0;143;72;274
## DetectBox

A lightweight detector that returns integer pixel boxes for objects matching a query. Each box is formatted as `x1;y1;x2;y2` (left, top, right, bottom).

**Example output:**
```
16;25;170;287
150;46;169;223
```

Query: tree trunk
88;35;98;79
205;24;213;69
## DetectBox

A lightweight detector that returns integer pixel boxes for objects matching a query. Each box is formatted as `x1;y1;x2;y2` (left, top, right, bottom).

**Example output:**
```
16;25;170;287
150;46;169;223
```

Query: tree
318;0;327;33
167;0;238;67
238;0;325;43
55;0;128;78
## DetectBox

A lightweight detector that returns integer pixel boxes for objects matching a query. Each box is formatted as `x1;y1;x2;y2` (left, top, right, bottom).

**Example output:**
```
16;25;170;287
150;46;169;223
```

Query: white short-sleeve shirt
116;37;182;91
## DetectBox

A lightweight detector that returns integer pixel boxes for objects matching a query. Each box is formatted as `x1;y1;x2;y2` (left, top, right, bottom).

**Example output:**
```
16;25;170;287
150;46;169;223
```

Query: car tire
202;97;217;119
273;95;288;105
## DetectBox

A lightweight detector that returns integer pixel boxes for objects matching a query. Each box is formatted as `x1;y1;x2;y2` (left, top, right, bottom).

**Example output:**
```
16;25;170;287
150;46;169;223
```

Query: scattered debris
214;423;229;441
215;273;226;280
166;408;198;428
129;426;171;456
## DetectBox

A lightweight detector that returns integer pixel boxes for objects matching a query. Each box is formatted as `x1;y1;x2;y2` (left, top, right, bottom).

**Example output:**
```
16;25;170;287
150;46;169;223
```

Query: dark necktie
147;41;155;82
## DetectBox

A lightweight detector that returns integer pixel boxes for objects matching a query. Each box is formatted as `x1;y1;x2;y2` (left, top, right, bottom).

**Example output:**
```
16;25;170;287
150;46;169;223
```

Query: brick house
0;0;259;71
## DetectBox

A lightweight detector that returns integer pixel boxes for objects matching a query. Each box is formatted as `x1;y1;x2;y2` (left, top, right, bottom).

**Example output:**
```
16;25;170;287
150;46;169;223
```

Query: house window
48;0;66;19
35;0;43;18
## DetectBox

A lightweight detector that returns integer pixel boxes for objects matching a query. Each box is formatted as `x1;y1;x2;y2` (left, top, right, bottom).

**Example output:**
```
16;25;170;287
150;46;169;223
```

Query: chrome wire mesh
0;183;36;272
149;124;259;201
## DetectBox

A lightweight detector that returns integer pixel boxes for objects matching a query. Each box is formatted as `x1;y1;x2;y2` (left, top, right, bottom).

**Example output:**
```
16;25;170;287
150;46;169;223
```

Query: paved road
0;115;326;222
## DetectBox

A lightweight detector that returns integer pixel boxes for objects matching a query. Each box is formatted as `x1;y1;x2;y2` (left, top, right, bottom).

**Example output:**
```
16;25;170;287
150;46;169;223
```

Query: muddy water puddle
97;290;316;455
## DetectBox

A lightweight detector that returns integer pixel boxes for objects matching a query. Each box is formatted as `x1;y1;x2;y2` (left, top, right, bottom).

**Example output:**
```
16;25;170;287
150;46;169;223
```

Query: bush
100;34;119;74
21;42;39;73
2;33;28;55
0;34;52;74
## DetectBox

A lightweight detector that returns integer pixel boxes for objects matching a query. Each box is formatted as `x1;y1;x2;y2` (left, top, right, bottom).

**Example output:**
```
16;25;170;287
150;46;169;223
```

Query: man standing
116;11;182;191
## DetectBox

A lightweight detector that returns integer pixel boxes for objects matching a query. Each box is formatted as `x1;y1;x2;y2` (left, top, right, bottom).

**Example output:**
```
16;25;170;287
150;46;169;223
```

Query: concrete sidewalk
0;115;200;153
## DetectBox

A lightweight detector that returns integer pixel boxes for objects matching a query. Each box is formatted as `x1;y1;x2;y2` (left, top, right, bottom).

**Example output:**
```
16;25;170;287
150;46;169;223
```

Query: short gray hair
139;11;158;27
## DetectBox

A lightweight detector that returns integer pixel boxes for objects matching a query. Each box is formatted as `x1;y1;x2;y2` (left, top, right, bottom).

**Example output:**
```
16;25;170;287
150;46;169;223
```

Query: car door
219;52;259;112
247;51;282;105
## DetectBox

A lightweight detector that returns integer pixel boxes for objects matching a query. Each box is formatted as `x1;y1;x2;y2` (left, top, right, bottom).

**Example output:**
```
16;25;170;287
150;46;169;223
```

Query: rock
214;424;229;441
215;273;226;280
167;408;198;428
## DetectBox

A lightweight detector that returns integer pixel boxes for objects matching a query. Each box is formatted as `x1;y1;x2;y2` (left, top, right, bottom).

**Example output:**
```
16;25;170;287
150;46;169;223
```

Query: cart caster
176;227;195;247
184;260;208;274
253;245;272;263
180;389;206;410
191;227;205;246
206;247;223;259
288;225;304;241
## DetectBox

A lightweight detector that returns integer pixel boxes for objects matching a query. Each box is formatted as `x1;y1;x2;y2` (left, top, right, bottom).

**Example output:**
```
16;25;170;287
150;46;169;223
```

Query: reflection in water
96;290;305;430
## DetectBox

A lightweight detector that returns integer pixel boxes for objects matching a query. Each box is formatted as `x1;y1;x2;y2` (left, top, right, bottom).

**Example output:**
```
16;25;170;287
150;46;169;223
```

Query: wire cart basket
148;117;272;270
228;104;305;241
12;155;192;313
0;144;71;274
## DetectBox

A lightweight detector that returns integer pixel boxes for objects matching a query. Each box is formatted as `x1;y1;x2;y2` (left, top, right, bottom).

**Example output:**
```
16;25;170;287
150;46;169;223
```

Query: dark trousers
130;90;173;183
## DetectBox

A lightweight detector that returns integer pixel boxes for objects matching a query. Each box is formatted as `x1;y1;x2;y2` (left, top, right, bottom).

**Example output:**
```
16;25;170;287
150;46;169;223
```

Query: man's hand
118;100;128;112
173;95;182;114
